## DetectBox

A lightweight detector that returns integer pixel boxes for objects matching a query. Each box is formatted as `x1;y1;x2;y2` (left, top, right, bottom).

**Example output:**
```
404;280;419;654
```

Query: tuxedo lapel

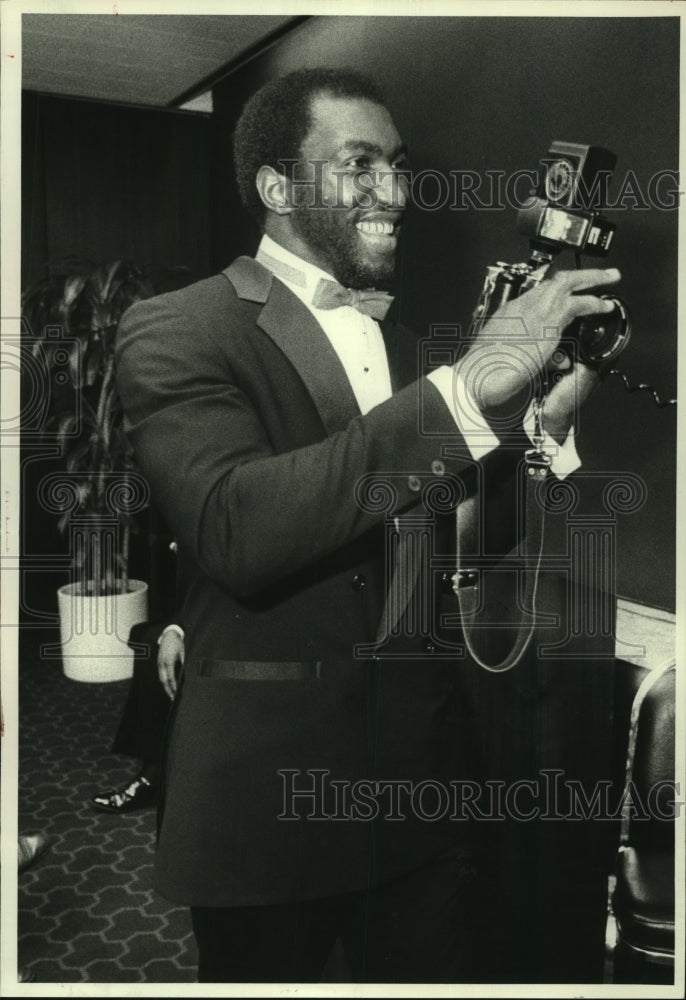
380;317;418;394
257;281;362;435
224;256;361;436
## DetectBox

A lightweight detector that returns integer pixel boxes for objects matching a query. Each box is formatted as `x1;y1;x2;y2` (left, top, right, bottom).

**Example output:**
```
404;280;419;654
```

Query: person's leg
190;896;343;983
112;622;171;766
91;772;157;812
18;832;53;873
340;842;482;984
91;622;170;812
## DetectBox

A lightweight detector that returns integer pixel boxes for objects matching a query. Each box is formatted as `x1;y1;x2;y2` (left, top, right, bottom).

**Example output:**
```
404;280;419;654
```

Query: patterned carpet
17;631;197;984
15;632;671;988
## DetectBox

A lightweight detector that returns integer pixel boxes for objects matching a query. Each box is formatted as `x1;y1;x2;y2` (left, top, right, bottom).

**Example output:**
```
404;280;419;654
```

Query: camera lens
577;295;631;366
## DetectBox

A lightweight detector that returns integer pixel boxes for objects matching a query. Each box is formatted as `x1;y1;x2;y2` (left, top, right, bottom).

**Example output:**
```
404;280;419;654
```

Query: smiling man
116;68;619;983
269;95;408;288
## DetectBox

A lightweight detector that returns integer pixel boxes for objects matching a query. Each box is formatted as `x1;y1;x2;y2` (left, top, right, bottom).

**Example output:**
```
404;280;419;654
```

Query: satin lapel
256;277;361;436
380;317;418;394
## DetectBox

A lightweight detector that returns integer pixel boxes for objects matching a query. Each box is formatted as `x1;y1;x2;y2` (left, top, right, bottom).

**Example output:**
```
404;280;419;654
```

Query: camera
518;141;618;256
472;141;630;367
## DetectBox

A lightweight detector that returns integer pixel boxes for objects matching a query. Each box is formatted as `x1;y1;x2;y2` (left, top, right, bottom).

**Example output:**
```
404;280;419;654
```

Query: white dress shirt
256;234;579;477
256;235;392;417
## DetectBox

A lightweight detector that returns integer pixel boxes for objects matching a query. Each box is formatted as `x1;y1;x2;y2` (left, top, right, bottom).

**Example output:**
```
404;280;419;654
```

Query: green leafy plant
22;259;157;596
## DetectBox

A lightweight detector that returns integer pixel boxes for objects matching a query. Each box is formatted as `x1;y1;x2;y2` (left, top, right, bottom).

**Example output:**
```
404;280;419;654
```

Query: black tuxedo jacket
115;256;519;907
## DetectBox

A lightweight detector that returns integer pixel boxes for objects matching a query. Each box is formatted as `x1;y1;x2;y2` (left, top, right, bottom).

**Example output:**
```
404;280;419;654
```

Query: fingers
548;348;572;372
466;266;621;408
553;267;620;292
546;269;621;334
157;630;184;699
157;653;177;699
158;659;175;700
545;360;601;433
566;294;617;318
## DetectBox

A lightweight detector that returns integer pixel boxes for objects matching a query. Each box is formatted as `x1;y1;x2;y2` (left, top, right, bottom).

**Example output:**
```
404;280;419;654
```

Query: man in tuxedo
115;68;620;983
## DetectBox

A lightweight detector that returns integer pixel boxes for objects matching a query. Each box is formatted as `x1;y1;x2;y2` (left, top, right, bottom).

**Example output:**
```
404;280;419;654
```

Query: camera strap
452;396;551;673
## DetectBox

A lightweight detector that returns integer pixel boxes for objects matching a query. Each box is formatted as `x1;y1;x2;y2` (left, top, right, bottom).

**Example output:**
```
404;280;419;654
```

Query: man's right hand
458;267;621;410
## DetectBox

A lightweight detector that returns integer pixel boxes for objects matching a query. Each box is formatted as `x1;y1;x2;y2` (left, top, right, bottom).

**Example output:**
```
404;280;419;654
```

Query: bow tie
311;279;394;320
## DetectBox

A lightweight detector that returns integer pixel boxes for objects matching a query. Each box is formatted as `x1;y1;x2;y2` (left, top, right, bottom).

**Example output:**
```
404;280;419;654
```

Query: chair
611;659;676;984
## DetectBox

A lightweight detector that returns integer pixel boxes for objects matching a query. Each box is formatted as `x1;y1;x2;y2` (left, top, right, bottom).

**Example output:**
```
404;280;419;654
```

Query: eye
345;156;372;170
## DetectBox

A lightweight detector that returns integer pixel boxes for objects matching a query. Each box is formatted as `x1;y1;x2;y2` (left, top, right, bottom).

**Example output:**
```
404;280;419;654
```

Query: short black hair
233;68;386;223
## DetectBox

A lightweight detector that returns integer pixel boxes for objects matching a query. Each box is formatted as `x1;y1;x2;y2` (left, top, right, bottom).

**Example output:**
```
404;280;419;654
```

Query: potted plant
23;259;156;681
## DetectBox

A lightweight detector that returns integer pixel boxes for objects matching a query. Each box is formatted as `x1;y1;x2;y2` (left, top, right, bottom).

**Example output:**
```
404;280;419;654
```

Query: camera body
472;140;630;367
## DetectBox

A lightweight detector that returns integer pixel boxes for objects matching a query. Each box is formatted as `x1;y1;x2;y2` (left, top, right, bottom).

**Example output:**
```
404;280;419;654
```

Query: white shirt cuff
522;402;581;480
427;366;500;461
158;623;185;645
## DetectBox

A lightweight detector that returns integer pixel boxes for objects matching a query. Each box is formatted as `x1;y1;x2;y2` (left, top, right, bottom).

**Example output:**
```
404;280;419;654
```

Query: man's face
287;93;409;290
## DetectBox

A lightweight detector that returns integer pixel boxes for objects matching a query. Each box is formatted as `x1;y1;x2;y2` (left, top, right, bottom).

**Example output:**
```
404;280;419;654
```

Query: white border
1;2;684;998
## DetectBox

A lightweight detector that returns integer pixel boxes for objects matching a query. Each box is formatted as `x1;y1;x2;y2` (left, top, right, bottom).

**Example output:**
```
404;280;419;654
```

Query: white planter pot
57;579;149;682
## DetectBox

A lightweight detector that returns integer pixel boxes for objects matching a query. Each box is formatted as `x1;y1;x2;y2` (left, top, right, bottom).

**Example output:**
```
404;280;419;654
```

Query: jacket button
352;574;367;591
408;475;422;492
431;459;446;476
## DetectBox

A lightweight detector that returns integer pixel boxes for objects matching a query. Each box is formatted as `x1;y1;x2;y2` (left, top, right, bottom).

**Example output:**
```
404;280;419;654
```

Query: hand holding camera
459;140;631;414
460;265;621;410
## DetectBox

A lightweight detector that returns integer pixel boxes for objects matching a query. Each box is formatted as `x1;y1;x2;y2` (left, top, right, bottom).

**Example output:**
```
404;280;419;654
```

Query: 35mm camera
473;141;631;367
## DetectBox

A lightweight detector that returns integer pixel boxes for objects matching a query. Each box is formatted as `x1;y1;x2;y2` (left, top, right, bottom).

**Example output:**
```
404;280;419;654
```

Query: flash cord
602;369;676;408
572;252;677;407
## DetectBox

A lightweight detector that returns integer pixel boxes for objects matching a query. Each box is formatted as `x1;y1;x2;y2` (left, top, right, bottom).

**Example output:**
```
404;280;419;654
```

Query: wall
21;93;213;625
211;14;679;612
22;92;212;288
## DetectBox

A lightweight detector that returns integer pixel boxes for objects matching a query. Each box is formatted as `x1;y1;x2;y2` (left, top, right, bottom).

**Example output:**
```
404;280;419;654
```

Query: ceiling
21;13;304;110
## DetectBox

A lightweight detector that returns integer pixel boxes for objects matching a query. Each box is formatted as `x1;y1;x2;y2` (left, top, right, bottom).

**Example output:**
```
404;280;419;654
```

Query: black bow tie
255;246;394;320
311;279;394;320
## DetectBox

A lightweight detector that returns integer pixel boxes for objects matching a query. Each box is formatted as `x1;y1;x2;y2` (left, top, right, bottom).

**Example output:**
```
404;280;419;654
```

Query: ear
256;165;293;216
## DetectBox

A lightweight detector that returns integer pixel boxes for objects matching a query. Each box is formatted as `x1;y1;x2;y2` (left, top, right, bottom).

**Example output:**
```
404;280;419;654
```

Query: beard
290;205;398;290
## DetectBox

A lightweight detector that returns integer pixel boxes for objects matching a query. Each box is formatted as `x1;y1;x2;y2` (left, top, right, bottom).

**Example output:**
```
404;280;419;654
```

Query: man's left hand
542;355;601;444
158;629;185;700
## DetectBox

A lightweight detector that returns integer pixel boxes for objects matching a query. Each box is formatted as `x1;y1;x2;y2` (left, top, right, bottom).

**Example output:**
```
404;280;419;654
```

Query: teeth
356;220;395;235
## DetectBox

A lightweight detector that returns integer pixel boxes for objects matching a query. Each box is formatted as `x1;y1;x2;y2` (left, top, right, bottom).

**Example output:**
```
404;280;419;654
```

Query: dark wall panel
21;93;213;625
22;92;212;288
211;15;679;611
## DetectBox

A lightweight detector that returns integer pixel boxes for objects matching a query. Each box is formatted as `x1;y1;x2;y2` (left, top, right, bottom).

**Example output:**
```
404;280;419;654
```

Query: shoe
18;832;53;873
91;775;157;813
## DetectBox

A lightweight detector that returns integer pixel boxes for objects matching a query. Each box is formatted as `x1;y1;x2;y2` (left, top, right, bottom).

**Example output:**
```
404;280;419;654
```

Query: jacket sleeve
115;294;483;598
